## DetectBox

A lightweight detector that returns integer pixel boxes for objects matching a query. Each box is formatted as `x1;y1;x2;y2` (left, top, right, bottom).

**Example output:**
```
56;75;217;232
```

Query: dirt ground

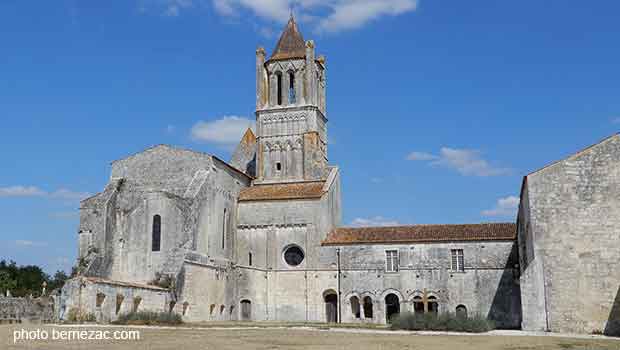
2;324;620;350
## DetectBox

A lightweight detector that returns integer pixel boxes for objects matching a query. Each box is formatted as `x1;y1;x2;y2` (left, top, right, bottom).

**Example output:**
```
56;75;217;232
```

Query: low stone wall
0;296;56;324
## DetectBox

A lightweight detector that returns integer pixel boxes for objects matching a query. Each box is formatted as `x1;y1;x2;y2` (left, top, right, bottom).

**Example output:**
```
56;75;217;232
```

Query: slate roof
239;181;325;201
322;223;517;245
270;16;306;61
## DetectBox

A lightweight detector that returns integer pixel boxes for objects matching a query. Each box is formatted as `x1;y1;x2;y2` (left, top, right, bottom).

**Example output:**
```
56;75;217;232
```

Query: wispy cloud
406;147;512;177
143;0;417;33
191;116;255;148
15;240;47;247
0;186;46;197
406;151;437;161
350;216;401;227
482;195;520;218
0;186;90;201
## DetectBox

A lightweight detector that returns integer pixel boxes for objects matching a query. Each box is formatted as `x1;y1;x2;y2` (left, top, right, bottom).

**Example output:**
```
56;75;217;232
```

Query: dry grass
2;324;619;350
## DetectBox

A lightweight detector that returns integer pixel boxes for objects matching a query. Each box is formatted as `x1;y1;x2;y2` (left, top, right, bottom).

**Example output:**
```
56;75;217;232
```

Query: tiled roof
270;16;306;61
239;181;325;201
322;223;517;245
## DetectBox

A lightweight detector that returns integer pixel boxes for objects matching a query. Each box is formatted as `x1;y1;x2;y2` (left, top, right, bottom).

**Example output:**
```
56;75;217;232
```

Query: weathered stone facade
58;16;617;335
518;134;620;335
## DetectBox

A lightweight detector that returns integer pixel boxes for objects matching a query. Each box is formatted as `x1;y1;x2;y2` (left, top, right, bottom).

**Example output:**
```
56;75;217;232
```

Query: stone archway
240;300;251;321
323;290;338;323
385;293;400;323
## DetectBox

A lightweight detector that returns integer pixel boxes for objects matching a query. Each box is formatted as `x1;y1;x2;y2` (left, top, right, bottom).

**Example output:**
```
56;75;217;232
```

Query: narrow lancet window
152;215;161;252
276;73;283;105
288;72;296;104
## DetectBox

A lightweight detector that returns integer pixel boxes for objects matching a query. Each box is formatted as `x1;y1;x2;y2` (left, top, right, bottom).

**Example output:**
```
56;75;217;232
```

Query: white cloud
139;0;196;16
15;240;47;247
407;147;511;177
317;0;417;33
50;189;91;201
406;151;437;161
164;0;195;16
0;186;46;197
191;116;255;147
210;0;417;33
0;186;90;201
482;196;520;217
351;216;400;227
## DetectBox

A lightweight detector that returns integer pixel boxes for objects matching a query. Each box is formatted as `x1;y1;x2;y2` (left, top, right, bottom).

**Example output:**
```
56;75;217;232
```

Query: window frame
385;249;399;273
451;249;465;272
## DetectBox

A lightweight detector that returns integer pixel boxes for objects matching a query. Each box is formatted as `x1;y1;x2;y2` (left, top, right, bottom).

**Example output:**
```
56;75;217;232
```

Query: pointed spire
270;15;306;61
240;127;256;145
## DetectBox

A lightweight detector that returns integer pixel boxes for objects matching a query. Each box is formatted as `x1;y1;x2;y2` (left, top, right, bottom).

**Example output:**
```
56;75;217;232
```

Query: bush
65;308;96;323
390;312;494;333
113;311;183;326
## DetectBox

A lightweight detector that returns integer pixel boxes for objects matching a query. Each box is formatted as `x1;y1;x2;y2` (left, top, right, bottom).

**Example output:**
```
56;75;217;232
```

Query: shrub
65;308;96;323
390;312;494;333
113;311;183;326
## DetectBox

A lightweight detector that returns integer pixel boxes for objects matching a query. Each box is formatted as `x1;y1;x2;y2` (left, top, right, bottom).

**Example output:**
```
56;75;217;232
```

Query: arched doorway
240;300;251;321
350;296;360;319
413;296;424;314
385;293;400;323
323;290;338;323
363;296;373;319
428;296;438;314
456;305;467;319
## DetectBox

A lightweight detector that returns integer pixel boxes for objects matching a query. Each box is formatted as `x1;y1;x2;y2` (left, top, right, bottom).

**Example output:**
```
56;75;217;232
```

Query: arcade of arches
327;290;463;323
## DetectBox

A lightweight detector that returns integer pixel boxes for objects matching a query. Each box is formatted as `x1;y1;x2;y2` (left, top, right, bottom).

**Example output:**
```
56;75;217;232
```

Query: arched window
350;296;360;319
222;209;227;251
456;305;467;319
288;71;296;104
133;296;142;313
276;72;283;105
363;296;373;319
115;294;124;315
152;215;161;252
248;252;253;266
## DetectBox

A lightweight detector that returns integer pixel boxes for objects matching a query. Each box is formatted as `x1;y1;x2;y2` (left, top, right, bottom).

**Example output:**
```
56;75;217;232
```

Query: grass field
2;324;620;350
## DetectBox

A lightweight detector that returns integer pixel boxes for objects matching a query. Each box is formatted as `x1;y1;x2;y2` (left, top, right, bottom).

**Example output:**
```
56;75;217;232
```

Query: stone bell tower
255;15;328;184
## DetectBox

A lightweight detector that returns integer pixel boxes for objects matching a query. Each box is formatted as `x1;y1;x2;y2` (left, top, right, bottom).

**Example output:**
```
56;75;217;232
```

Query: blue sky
1;0;619;274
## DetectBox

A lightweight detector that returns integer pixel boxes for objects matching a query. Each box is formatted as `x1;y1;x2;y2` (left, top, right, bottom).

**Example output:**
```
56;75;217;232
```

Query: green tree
0;270;17;295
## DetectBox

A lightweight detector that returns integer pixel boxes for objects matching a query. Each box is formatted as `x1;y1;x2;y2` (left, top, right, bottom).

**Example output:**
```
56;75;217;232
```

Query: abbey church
61;17;620;335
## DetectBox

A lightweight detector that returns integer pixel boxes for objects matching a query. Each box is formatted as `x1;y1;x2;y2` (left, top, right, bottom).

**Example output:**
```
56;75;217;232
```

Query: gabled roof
270;15;306;61
322;223;517;245
239;181;325;202
526;133;620;177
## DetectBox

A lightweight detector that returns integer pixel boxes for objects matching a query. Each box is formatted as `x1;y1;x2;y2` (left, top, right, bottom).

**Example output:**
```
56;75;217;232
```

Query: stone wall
0;296;56;324
60;277;171;323
519;134;620;335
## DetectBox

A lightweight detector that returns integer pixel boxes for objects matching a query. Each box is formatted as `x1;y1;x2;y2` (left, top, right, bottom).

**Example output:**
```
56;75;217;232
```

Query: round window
283;245;305;266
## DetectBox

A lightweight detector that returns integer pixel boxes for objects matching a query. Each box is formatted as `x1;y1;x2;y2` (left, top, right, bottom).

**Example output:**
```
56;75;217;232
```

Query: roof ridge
527;132;620;176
